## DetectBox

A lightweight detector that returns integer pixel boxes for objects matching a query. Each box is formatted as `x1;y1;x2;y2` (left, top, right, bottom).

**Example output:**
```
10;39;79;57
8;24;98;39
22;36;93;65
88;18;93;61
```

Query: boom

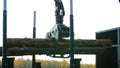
54;0;65;24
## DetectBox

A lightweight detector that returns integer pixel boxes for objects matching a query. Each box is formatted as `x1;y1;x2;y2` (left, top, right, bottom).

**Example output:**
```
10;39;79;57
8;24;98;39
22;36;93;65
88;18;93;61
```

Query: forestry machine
46;0;69;40
46;0;70;58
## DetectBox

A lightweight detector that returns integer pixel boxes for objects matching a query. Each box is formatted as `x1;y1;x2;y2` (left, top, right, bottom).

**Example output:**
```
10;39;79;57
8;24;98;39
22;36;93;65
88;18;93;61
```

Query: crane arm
54;0;64;10
54;0;65;24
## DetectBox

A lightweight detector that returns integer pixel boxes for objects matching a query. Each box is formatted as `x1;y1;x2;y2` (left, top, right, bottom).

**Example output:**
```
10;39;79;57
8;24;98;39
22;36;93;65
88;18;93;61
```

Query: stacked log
0;38;112;56
7;38;112;48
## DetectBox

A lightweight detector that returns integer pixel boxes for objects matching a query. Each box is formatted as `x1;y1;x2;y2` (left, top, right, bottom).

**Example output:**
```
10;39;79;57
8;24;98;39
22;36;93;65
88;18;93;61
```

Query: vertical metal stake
2;0;7;68
70;0;74;68
117;28;120;68
33;11;36;38
32;11;36;68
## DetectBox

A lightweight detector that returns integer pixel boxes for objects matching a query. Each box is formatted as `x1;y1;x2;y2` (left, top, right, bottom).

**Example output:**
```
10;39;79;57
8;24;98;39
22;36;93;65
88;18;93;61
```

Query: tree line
0;58;95;68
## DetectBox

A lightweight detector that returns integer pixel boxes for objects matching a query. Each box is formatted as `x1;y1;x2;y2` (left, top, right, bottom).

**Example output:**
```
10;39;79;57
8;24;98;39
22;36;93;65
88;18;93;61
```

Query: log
7;38;112;48
0;38;112;56
0;47;109;56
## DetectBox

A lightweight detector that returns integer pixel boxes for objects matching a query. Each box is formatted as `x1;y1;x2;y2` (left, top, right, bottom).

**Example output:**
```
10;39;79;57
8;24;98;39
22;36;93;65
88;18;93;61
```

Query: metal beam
33;11;36;38
117;28;120;68
32;11;36;68
2;0;7;68
70;0;74;68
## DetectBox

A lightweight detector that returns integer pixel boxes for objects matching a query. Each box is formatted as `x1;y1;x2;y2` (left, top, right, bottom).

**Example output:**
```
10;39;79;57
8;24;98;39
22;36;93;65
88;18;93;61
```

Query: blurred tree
60;60;68;68
0;59;96;68
14;58;23;68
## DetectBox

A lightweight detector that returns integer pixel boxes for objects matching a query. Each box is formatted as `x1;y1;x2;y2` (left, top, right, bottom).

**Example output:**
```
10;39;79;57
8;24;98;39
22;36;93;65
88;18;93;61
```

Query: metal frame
117;28;120;68
96;27;120;68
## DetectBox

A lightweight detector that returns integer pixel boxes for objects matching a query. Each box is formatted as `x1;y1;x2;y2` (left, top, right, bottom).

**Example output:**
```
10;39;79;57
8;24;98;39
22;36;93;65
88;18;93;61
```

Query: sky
1;0;120;40
0;0;120;64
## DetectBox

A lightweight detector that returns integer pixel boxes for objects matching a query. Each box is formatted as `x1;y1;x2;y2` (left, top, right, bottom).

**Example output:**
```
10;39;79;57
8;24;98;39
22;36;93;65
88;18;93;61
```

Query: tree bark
0;38;112;56
7;38;112;48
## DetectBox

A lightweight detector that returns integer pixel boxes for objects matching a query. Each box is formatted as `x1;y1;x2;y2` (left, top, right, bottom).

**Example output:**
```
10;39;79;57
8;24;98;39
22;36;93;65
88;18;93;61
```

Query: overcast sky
1;0;120;40
0;0;120;64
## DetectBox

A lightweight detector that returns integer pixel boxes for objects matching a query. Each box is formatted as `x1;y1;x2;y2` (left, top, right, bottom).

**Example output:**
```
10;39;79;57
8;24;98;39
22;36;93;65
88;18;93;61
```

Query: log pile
0;38;112;56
